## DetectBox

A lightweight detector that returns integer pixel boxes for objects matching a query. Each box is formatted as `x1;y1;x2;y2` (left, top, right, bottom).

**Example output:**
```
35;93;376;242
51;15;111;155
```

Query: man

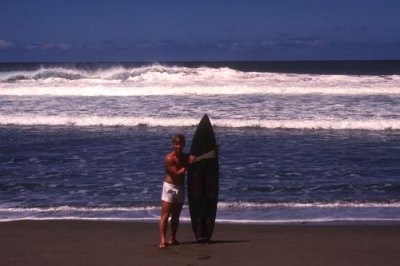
159;134;195;249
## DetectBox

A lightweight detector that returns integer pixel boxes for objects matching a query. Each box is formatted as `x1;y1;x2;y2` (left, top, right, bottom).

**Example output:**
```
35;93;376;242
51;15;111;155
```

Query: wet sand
1;221;399;266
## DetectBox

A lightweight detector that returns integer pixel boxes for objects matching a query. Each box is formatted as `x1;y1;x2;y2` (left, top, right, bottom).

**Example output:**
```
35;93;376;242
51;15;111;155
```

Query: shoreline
3;201;400;225
1;220;399;266
1;218;400;226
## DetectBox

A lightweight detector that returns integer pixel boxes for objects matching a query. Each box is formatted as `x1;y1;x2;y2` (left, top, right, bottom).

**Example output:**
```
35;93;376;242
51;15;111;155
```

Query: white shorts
161;182;185;204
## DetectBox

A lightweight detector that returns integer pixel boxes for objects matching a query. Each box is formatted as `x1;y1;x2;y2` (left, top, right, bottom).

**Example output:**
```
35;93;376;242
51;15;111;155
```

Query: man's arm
165;155;186;178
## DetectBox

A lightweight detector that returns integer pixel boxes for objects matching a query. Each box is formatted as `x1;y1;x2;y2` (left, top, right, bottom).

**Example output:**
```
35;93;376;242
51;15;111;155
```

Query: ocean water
1;61;400;224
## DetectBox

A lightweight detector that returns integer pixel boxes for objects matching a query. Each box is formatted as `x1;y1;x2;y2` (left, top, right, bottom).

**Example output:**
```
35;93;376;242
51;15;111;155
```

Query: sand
1;221;399;266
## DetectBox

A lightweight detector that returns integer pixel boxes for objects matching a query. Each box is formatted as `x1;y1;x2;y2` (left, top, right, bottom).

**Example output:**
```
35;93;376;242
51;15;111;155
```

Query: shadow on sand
179;239;249;245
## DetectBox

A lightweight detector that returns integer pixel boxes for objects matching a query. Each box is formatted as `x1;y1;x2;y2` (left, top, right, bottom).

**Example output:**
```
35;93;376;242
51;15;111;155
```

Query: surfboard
188;114;219;242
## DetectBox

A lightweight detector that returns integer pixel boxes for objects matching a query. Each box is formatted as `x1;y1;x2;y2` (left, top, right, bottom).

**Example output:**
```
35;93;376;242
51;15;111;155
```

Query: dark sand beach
1;221;399;266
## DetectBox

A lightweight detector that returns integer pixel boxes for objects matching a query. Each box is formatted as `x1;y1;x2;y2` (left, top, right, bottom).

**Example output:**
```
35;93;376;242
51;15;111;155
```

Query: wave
0;205;163;222
217;201;400;209
1;115;399;130
0;217;160;222
2;201;400;213
2;217;400;224
2;203;400;224
0;206;159;213
1;64;400;96
214;218;400;224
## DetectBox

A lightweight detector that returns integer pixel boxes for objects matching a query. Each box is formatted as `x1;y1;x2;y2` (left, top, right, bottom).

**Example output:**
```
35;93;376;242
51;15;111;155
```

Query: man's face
173;140;185;154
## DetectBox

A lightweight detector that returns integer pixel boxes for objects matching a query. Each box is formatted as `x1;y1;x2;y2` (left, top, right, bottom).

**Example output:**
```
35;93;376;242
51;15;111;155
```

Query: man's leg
169;202;183;244
159;201;171;248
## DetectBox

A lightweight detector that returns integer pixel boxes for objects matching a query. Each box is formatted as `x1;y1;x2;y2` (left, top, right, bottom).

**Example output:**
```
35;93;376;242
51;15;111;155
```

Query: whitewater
1;64;400;96
1;63;400;130
1;61;400;224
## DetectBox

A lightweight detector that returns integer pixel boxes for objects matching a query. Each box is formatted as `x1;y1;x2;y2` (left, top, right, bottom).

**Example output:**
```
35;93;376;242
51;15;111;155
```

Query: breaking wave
2;201;400;223
217;201;400;209
1;64;400;96
1;115;399;130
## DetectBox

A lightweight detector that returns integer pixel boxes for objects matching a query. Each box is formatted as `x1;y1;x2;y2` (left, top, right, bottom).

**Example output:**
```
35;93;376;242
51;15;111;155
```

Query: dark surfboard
188;114;219;242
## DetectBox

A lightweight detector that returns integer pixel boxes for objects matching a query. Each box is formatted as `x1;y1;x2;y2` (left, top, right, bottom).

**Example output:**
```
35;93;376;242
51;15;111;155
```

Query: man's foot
158;242;167;249
167;239;181;245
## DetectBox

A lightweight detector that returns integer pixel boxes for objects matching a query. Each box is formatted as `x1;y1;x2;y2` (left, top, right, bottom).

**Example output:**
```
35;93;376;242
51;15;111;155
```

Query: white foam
211;119;400;130
2;201;399;214
1;115;399;130
0;115;197;127
0;217;159;222
1;65;399;96
217;201;400;209
1;216;400;225
0;206;160;213
214;217;400;224
0;216;400;224
2;204;400;224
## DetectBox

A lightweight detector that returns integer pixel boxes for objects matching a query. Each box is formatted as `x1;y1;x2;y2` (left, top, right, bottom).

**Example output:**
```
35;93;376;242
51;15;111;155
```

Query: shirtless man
159;134;195;249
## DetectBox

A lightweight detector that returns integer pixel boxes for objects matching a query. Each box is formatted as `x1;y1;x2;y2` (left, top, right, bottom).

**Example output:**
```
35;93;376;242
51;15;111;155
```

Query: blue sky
0;0;399;61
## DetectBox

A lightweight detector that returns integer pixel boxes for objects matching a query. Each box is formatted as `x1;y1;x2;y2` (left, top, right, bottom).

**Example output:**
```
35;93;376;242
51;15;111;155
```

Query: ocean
1;61;400;224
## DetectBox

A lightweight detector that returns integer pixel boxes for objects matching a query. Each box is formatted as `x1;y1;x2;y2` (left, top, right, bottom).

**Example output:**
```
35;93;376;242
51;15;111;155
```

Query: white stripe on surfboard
193;150;216;162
